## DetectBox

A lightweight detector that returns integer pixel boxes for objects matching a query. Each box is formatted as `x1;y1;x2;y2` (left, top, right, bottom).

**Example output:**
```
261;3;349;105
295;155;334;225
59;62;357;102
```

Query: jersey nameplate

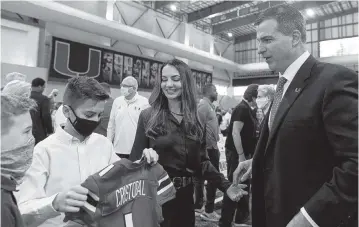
116;180;146;207
103;179;152;216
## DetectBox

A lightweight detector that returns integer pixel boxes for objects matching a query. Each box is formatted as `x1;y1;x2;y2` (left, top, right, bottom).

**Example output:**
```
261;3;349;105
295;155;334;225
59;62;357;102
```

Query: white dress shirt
278;51;310;98
15;127;119;227
54;105;67;131
269;51;310;122
107;93;149;155
220;112;231;131
268;51;318;227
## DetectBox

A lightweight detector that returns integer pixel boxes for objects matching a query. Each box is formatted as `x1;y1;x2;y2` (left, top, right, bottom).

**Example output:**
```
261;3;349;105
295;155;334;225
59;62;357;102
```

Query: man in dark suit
30;78;53;144
233;4;358;227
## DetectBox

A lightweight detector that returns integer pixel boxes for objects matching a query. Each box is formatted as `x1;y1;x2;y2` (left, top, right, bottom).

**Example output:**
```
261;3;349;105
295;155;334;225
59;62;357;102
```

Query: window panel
306;24;311;30
354;24;358;36
339;26;347;38
312;23;317;29
312;30;318;41
251;39;256;49
347;24;353;37
354;13;358;23
341;15;346;25
320;21;325;27
306;43;312;53
313;42;318;58
319;29;325;40
331;27;338;38
325;28;331;39
306;31;312;42
325;19;331;27
346;14;353;24
332;17;338;26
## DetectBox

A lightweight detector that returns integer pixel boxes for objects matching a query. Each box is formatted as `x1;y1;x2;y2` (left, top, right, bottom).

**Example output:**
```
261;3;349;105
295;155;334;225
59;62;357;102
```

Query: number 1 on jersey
124;213;134;227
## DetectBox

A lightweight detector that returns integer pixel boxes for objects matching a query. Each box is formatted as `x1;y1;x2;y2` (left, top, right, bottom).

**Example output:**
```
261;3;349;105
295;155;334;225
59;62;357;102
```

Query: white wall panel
57;1;107;18
1;19;40;67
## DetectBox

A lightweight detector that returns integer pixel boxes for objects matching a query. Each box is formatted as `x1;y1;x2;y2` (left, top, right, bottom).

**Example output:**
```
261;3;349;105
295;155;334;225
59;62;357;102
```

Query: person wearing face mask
107;76;149;159
255;85;275;136
14;77;158;227
1;94;37;227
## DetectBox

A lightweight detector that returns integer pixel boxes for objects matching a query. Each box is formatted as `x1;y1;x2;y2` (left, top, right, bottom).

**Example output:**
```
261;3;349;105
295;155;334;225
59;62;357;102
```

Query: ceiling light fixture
306;9;315;17
170;4;177;11
228;32;233;37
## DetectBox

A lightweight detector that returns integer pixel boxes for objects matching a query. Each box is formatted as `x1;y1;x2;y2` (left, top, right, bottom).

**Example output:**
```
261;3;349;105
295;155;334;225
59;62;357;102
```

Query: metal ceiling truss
187;1;251;23
112;3;149;55
153;18;181;58
306;6;358;24
212;1;333;35
154;1;176;10
232;3;358;43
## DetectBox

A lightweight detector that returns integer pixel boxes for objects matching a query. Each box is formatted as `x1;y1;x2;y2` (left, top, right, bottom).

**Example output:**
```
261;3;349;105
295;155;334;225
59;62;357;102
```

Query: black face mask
68;106;100;137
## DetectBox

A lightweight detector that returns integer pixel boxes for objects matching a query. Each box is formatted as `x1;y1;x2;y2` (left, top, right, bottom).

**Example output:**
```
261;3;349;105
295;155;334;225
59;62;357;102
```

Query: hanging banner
49;37;212;91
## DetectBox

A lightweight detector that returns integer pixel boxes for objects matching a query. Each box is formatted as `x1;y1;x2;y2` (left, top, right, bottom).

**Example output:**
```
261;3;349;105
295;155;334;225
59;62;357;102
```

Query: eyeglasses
120;84;133;88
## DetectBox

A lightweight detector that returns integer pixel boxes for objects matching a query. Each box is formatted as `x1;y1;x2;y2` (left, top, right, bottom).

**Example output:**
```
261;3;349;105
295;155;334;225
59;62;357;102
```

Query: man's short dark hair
202;83;215;95
254;4;306;42
243;84;259;102
100;82;111;94
31;78;46;87
63;77;109;108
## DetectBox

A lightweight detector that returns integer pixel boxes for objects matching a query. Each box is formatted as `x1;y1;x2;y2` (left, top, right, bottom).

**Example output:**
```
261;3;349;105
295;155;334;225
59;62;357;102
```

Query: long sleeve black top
130;107;231;192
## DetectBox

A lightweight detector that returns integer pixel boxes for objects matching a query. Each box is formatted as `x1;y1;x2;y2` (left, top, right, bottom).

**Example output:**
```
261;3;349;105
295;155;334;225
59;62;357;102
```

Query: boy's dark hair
63;77;109;108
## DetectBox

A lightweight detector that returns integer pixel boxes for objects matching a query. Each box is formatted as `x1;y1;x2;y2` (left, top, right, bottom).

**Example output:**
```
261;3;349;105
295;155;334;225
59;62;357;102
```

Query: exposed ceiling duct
2;0;252;73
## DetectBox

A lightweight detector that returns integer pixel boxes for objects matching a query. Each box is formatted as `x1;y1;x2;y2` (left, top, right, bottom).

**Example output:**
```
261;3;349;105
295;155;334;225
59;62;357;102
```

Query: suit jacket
252;55;358;227
30;91;53;144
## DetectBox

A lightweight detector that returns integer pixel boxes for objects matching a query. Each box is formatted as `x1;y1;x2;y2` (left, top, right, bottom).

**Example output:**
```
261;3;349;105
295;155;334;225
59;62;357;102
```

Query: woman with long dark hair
130;59;246;227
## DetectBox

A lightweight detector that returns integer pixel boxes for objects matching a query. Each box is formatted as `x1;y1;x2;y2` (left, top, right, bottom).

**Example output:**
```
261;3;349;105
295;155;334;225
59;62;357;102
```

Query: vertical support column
227;86;234;97
106;0;114;21
184;23;191;46
209;37;215;55
227;72;234;97
180;23;191;64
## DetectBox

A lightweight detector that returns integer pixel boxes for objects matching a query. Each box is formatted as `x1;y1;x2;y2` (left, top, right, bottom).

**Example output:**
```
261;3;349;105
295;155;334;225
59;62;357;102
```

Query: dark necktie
269;77;288;129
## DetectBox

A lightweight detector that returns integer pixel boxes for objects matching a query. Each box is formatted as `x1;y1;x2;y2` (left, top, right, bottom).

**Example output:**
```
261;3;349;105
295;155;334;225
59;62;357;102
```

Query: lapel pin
295;88;301;93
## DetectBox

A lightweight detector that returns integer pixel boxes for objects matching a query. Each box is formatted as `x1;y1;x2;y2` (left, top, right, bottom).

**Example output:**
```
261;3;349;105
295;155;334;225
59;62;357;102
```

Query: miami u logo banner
50;37;102;80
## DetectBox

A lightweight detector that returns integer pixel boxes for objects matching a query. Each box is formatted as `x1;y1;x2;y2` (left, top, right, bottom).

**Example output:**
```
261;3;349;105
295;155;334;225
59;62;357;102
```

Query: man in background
94;82;114;136
220;84;258;227
107;76;149;159
194;84;221;222
30;78;53;144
